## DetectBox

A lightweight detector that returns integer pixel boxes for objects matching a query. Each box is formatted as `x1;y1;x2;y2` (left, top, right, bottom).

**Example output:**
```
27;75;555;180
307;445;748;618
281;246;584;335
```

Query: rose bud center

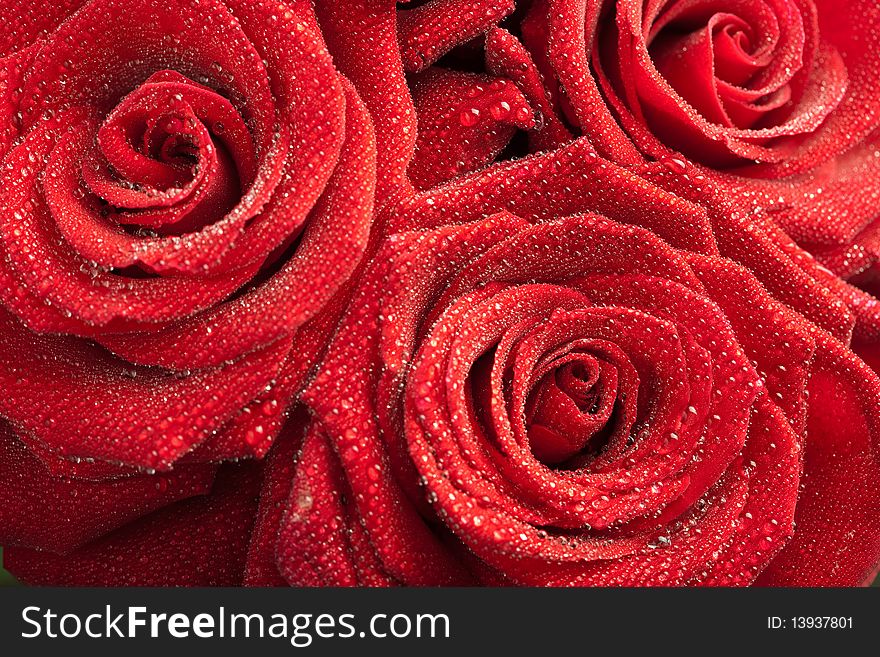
525;357;619;466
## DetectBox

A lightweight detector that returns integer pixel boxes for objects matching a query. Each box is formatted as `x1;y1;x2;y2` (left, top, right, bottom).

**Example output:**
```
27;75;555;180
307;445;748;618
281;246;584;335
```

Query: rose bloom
371;1;880;281
1;0;879;587
244;140;880;587
0;0;375;582
507;0;880;281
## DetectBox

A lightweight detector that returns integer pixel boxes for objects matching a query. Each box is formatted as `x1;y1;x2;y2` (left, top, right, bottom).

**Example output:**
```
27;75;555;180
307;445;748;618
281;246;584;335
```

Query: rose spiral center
77;69;254;241
647;0;809;130
525;356;618;465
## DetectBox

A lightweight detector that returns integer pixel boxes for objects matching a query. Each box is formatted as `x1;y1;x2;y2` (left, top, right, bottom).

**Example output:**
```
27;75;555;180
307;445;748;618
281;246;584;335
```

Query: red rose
239;143;880;587
0;0;375;582
512;0;880;280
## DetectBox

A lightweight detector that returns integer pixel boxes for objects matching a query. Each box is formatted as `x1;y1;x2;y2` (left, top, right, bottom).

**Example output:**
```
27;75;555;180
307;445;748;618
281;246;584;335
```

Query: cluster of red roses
1;0;879;586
